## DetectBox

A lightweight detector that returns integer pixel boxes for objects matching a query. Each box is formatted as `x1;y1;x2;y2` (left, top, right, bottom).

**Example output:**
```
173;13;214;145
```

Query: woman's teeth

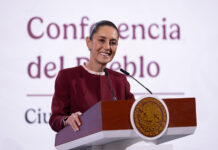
100;52;110;56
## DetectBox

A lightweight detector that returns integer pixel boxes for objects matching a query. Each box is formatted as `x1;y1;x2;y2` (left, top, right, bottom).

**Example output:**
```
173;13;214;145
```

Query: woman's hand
65;111;82;131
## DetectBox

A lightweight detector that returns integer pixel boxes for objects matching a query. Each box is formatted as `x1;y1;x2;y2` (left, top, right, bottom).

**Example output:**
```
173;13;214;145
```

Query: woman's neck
85;61;106;72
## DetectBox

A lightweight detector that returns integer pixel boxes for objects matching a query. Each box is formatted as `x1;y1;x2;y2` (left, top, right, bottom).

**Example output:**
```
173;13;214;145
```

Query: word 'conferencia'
27;16;181;40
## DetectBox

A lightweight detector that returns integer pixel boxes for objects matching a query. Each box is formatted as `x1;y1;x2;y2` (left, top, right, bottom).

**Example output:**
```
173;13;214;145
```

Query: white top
82;63;105;76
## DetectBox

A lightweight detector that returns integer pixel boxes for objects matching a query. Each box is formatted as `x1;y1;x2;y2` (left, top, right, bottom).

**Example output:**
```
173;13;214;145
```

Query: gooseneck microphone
104;68;117;101
120;68;153;94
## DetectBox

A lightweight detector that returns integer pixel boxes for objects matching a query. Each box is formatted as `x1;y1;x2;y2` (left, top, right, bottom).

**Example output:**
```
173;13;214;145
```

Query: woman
49;20;134;132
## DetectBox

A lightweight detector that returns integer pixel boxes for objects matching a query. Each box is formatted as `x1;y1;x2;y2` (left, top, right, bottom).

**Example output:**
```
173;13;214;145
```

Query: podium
55;97;197;150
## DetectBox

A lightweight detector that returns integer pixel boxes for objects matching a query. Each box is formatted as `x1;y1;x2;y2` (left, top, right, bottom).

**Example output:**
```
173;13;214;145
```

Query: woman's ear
85;37;92;51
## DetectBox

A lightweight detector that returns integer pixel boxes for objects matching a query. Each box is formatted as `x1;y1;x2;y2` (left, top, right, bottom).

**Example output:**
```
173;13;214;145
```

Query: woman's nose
103;41;110;50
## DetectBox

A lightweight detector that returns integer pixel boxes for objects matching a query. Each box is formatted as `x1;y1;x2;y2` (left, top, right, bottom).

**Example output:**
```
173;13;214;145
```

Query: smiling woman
86;25;119;72
49;20;135;132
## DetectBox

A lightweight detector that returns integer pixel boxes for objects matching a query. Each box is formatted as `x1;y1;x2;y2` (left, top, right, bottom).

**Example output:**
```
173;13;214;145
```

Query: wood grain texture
163;98;197;127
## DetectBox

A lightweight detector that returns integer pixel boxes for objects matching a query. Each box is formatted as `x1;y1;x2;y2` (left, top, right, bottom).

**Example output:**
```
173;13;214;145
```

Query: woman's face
86;25;119;66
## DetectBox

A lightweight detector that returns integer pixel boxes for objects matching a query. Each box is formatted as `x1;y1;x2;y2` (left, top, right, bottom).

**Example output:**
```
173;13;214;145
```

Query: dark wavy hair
89;20;119;40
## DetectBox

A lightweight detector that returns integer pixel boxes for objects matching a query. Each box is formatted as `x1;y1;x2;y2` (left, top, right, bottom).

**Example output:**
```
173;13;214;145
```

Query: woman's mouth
99;51;111;57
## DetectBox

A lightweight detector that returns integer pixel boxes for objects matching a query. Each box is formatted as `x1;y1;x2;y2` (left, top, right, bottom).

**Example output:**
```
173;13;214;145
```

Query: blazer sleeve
123;76;135;100
49;70;71;132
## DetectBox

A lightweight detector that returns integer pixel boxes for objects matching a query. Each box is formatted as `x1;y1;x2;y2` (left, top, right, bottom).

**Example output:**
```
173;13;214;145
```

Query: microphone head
120;68;130;76
120;69;152;94
104;68;108;76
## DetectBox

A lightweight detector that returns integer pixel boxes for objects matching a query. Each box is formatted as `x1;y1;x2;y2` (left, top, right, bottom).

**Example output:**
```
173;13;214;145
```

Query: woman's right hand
65;111;82;132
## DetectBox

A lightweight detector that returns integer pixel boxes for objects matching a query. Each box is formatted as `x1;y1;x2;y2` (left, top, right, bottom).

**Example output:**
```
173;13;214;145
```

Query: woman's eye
99;39;105;43
110;41;117;45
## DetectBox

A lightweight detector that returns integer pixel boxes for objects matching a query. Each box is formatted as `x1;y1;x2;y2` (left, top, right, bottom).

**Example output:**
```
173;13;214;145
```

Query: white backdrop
1;0;218;150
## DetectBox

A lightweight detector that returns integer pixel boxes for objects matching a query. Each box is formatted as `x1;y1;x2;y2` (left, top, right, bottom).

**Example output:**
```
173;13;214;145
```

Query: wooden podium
55;97;197;150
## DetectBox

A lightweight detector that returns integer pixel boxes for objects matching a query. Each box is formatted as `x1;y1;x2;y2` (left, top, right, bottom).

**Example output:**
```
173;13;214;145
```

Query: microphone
104;68;117;101
120;68;153;94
